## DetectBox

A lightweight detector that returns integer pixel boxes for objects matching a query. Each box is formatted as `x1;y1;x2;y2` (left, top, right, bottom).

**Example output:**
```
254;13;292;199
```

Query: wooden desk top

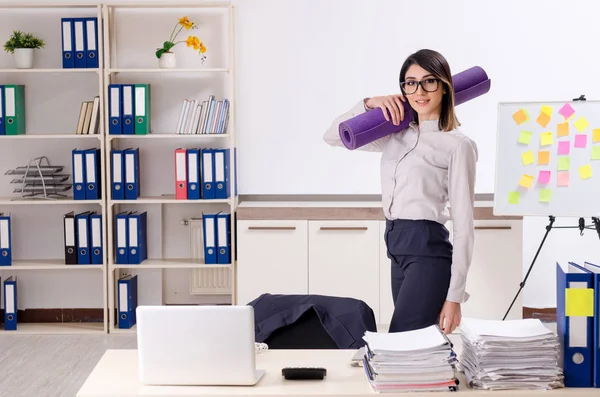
77;349;591;397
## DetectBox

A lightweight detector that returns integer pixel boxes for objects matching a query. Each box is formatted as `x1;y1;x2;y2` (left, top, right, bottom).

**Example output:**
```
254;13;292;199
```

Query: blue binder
214;148;230;199
124;148;140;200
0;213;11;266
76;211;92;265
216;213;231;264
73;18;87;68
90;213;103;265
117;274;138;329
584;261;600;388
84;17;98;68
556;261;595;387
203;213;217;264
85;148;101;200
115;212;130;264
61;18;75;68
201;148;215;199
122;84;135;135
0;85;5;135
111;149;125;200
187;148;201;200
3;276;17;330
72;149;87;200
108;84;122;135
127;212;147;265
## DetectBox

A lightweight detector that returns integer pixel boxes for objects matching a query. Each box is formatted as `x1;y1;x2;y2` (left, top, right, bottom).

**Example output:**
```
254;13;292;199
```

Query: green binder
4;85;25;135
134;84;151;135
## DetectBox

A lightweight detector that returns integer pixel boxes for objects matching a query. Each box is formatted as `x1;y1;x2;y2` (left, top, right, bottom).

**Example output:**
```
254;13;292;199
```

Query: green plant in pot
3;30;45;69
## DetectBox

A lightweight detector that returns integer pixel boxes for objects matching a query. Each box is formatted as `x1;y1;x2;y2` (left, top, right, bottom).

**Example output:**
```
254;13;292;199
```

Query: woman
322;49;478;335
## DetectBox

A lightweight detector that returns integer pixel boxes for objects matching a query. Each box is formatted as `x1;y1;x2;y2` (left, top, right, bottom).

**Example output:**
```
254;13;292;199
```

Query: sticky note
593;129;600;143
519;174;534;188
539;189;552;203
558;157;570;171
538;170;551;184
579;164;592;179
565;288;594;317
538;151;550;165
508;191;520;204
536;111;551;128
559;103;575;120
541;105;553;116
574;116;589;133
512;109;527;125
522;150;534;166
557;141;570;155
591;145;600;160
557;122;569;137
540;132;553;146
557;171;570;187
574;134;587;148
518;130;532;144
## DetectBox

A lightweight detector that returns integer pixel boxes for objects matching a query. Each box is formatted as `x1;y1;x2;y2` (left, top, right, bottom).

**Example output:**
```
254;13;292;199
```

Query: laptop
136;305;266;386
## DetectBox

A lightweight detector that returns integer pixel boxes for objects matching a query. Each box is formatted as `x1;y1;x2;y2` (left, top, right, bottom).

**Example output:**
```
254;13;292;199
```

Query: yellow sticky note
593;129;600;143
565;288;594;317
557;122;569;137
522;150;534;166
579;164;592;179
512;109;528;125
518;130;532;144
540;131;553;146
508;191;520;204
538;150;550;165
574;116;589;133
541;105;553;116
537;111;551;128
539;189;552;203
519;174;534;188
591;145;600;160
558;157;570;171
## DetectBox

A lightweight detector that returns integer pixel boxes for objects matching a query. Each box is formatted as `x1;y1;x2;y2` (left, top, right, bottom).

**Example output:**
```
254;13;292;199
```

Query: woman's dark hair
399;49;460;131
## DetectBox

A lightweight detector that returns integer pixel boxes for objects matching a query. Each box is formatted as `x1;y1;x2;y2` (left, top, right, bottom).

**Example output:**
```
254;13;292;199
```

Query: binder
72;148;87;200
201;148;215;199
187;148;201;200
124;148;140;200
175;148;187;200
134;84;151;135
0;85;5;135
128;211;147;265
90;213;103;265
108;84;122;135
584;261;600;388
216;213;231;264
4;85;25;135
85;148;101;200
61;18;75;68
111;149;125;200
214;148;231;199
117;274;138;329
76;211;92;265
4;276;17;331
73;18;87;68
0;213;11;266
122;84;135;135
84;17;98;68
115;211;130;264
203;213;217;264
556;261;595;387
63;211;77;265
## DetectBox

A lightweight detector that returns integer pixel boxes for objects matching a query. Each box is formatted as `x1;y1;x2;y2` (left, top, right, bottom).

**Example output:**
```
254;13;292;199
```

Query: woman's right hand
365;94;406;125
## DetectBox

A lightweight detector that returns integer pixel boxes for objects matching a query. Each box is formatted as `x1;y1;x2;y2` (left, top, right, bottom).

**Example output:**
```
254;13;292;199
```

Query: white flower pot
158;52;176;69
14;48;35;69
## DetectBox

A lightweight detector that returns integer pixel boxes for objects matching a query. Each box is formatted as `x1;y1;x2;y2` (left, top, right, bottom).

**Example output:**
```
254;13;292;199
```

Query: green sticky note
508;191;520;204
518;131;532;144
591;145;600;160
539;189;552;203
558;156;571;171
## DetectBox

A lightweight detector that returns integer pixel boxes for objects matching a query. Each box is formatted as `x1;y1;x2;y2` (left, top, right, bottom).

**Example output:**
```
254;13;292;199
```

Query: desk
77;349;594;397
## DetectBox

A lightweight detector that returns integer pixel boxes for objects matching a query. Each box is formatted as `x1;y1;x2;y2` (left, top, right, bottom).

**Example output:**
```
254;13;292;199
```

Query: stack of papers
361;325;459;393
459;318;564;390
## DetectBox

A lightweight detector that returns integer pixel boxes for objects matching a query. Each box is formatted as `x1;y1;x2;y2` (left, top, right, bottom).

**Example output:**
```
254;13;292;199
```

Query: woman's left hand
439;301;461;334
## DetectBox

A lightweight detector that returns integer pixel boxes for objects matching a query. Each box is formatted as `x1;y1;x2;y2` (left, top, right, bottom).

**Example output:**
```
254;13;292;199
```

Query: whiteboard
494;100;600;217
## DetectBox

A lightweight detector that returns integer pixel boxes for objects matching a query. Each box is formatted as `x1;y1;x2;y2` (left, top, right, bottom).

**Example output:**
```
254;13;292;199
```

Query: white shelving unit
0;3;108;334
102;2;237;334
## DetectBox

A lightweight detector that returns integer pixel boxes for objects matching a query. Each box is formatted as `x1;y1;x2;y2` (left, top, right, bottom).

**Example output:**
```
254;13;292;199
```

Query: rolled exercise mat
338;66;491;150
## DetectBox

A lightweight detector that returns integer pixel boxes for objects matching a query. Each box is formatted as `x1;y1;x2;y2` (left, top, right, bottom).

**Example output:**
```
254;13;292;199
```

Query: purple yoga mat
338;66;491;150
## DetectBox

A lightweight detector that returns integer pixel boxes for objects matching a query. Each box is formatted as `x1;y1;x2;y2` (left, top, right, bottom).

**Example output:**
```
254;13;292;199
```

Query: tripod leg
502;215;555;320
593;218;600;241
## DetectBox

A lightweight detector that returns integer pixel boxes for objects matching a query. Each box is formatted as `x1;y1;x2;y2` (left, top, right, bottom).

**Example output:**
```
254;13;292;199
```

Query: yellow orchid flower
178;16;193;30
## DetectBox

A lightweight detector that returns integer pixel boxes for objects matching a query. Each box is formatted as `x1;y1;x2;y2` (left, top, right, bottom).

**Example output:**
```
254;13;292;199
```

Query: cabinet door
236;220;308;306
308;220;380;323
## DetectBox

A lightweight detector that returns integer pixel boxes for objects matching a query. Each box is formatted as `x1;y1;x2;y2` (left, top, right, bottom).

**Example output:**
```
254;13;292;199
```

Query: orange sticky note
579;164;592;179
593;129;600;143
537;111;551;128
513;109;528;125
557;122;569;137
522;150;534;166
538;150;550;165
519;174;534;188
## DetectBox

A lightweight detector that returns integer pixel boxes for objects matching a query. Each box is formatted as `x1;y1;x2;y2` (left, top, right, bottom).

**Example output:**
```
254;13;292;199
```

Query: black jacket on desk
247;293;377;349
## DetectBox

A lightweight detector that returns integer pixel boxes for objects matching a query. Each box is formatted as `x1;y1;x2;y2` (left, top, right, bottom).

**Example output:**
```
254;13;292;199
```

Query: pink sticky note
558;141;570;155
559;103;575;120
575;134;588;148
538;170;551;184
557;171;570;187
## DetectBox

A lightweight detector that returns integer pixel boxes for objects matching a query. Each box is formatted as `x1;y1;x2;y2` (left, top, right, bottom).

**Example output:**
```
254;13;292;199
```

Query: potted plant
155;16;207;68
3;30;45;69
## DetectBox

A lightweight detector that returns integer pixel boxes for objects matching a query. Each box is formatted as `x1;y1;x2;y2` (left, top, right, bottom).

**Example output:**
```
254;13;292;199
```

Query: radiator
188;218;232;295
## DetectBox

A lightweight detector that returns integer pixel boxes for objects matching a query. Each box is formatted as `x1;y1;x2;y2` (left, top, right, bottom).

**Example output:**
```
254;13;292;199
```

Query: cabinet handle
475;226;512;230
248;226;296;231
319;226;368;231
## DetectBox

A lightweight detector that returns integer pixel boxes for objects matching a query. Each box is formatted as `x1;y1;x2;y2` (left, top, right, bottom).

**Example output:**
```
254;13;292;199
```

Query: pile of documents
361;325;459;392
459;318;564;390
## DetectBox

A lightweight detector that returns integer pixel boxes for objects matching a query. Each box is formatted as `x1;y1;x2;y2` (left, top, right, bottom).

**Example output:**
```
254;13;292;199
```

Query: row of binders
176;95;230;135
63;211;103;265
0;85;25;136
72;148;102;200
557;261;600;388
203;213;231;265
110;148;140;200
174;147;236;200
76;96;101;135
108;84;151;135
0;214;11;266
117;274;138;329
1;277;17;330
61;17;99;68
114;211;147;265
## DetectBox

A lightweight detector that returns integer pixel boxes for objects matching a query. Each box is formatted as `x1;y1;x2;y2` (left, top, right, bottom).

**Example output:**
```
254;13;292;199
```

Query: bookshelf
0;3;107;334
102;2;237;334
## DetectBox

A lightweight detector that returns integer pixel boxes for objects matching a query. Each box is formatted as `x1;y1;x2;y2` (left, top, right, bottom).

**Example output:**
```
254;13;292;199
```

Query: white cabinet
308;221;381;323
236;220;308;305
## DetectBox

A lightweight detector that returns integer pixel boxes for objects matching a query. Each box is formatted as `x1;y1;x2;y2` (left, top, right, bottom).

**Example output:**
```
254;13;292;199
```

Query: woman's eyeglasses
400;78;440;95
